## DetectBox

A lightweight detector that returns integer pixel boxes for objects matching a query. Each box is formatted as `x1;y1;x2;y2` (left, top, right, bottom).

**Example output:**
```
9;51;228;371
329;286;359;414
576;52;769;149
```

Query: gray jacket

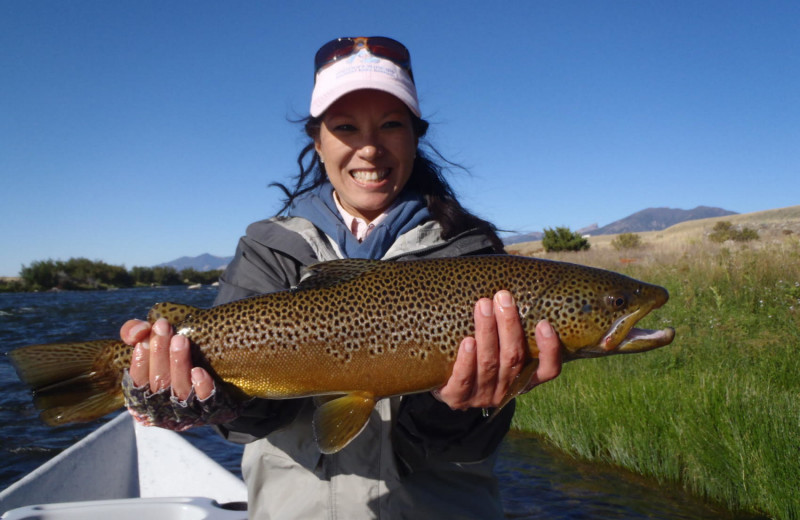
214;215;513;519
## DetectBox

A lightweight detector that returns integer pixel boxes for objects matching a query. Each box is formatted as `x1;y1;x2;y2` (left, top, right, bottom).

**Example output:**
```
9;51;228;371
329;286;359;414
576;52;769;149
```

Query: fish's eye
606;294;628;311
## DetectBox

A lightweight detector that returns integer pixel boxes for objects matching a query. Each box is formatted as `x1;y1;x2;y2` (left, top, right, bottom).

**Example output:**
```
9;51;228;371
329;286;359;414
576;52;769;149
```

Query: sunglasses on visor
314;36;414;82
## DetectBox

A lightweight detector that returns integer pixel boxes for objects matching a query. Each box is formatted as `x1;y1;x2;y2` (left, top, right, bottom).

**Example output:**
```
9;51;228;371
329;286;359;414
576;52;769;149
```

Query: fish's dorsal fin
295;259;383;291
148;302;200;325
312;391;376;454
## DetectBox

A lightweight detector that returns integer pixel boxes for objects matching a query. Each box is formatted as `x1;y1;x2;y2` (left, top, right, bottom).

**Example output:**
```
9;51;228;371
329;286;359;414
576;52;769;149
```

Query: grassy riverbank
511;222;800;519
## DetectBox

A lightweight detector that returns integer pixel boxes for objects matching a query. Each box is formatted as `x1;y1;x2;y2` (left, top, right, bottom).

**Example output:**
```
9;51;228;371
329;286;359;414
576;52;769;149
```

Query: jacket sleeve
392;392;516;469
212;222;317;444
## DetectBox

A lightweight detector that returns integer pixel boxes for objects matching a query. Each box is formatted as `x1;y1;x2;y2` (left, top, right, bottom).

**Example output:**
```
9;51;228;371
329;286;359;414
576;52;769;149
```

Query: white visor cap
310;51;420;118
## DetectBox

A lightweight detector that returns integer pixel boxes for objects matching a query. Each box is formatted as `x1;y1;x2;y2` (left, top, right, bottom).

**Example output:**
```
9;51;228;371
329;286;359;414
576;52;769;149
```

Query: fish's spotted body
10;255;675;453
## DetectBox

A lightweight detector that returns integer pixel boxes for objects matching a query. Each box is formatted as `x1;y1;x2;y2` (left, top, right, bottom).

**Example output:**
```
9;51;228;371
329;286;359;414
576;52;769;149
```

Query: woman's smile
349;168;391;185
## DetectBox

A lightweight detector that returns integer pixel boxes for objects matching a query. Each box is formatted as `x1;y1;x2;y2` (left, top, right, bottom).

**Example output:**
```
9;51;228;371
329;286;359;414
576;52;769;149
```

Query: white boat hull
0;413;247;519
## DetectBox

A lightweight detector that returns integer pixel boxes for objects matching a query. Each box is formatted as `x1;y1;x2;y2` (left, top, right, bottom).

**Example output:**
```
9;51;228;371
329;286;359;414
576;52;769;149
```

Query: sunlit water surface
0;288;765;518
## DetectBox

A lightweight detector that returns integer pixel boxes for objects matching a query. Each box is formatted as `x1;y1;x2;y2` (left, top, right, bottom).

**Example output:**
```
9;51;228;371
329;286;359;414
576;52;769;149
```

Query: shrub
542;227;590;252
708;221;759;243
611;233;642;251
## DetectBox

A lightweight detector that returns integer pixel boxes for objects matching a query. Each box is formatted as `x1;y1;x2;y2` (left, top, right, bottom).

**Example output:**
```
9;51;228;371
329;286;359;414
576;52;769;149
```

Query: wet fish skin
9;255;675;453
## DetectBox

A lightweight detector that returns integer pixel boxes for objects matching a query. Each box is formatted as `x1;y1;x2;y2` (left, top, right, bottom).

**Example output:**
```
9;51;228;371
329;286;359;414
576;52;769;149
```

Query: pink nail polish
463;338;476;353
538;320;555;338
170;336;186;352
191;368;202;386
153;319;170;337
496;291;514;308
130;322;150;338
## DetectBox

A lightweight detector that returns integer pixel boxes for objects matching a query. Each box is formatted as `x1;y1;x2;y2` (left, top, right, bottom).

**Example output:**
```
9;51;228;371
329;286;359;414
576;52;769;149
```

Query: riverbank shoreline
512;235;799;520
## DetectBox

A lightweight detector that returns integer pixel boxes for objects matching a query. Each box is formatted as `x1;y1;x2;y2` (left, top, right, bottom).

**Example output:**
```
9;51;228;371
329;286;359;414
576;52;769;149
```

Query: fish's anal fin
41;393;126;426
148;302;200;325
296;259;383;291
312;391;376;454
490;360;540;420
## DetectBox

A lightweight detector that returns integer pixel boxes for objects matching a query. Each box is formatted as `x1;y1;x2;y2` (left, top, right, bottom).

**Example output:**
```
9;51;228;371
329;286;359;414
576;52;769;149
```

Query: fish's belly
210;341;456;399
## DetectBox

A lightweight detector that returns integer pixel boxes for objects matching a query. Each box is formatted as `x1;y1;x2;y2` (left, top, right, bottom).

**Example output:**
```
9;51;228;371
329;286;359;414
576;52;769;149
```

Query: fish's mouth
615;326;676;353
599;306;675;354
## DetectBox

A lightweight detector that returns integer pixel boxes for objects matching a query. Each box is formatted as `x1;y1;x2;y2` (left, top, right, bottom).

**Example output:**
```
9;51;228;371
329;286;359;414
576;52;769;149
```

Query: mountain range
502;206;737;245
157;253;233;272
585;206;737;235
159;206;738;269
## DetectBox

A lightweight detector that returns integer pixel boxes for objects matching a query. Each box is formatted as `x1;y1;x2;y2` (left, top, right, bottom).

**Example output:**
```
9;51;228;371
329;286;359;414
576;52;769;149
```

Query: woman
121;36;562;519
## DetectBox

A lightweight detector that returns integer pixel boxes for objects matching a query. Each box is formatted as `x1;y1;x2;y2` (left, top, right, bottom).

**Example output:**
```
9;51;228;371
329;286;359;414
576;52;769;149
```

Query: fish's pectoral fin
147;302;200;325
312;391;376;454
313;394;345;407
490;360;540;420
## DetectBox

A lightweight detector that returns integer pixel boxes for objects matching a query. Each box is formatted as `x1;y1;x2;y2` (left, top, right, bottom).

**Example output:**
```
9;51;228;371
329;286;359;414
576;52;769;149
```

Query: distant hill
576;223;599;235
503;231;544;246
508;205;800;257
502;206;737;245
587;206;738;235
157;253;233;272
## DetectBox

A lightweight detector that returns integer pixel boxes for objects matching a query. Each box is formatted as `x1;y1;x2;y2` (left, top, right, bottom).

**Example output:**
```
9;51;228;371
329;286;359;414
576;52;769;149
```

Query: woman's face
314;89;418;222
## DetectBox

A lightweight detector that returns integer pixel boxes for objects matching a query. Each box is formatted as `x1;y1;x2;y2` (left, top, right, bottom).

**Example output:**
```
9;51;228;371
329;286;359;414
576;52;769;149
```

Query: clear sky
2;1;798;277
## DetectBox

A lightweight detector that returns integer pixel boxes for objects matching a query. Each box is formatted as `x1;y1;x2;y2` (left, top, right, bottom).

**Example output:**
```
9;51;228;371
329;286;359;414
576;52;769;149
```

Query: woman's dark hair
270;113;504;252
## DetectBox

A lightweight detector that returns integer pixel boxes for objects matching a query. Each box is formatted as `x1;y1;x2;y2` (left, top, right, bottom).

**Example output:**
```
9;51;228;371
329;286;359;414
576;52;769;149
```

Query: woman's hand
434;290;562;410
120;318;215;400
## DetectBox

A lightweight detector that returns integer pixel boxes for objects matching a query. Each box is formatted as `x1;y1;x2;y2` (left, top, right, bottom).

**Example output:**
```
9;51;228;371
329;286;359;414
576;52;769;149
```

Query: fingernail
153;318;170;337
170;336;187;353
496;291;514;308
139;340;150;350
169;341;186;365
463;338;476;353
130;322;150;338
191;367;200;386
479;299;493;317
191;367;203;386
538;320;555;338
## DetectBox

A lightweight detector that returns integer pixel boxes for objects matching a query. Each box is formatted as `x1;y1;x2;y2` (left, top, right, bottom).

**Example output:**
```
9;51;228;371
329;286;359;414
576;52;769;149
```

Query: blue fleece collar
287;183;431;259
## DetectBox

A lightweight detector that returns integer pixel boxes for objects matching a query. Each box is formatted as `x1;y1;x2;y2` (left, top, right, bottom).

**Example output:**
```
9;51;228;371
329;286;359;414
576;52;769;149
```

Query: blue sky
2;1;798;276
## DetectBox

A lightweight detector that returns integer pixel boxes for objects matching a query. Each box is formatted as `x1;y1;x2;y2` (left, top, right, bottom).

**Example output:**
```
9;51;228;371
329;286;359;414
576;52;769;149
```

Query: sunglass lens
367;37;410;66
314;38;355;70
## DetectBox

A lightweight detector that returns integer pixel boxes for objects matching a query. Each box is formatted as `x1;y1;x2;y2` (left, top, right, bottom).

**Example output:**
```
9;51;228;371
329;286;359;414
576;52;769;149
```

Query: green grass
512;237;800;519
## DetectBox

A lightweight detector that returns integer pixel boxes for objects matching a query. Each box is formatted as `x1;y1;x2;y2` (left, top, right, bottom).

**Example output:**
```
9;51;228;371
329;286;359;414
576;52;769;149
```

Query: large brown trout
10;256;675;453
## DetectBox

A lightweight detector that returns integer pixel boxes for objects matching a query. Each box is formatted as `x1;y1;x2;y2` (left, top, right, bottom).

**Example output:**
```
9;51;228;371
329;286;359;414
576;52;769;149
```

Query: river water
0;288;764;519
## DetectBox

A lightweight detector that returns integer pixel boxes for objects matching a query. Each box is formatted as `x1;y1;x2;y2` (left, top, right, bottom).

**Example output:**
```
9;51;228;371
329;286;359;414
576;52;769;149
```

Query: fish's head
531;264;675;360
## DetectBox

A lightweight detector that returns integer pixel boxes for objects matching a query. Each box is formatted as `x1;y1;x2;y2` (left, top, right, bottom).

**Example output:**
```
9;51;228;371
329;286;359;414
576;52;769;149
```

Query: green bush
611;233;642;251
180;268;222;285
0;278;25;292
708;221;759;243
542;227;590;252
20;259;60;290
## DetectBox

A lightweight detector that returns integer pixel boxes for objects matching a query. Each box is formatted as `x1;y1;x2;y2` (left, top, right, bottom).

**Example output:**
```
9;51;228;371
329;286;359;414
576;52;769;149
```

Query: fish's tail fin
9;339;127;426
